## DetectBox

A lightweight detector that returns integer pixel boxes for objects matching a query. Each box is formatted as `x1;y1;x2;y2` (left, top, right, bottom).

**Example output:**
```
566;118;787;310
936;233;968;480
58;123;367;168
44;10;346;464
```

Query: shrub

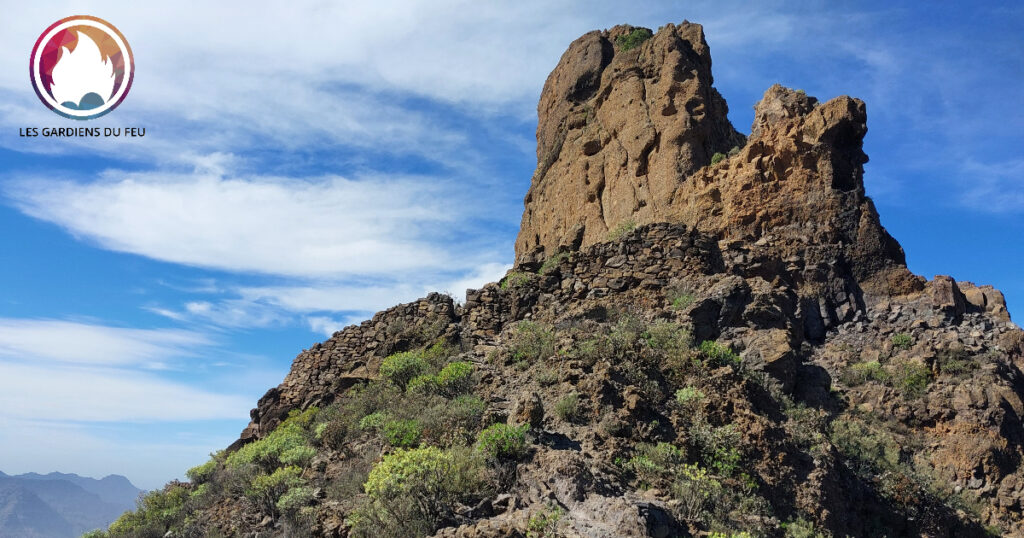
186;457;218;484
830;416;901;473
226;409;315;469
359;411;389;431
380;351;429;390
689;414;743;474
508;321;556;363
607;219;637;241
476;423;529;460
841;360;889;386
643;320;691;351
535;366;560;386
107;483;189;537
937;345;975;376
890;359;931;398
448;394;487;425
436;361;474;396
891;332;914;350
628;442;686;485
554;392;581;422
248;465;304;500
279;445;317;467
277;485;316;515
675;386;706;411
527;503;565;537
710;446;742;477
727;146;741;157
671;463;722;522
781;518;826;538
407;373;440;395
352;445;487;536
711;152;726;165
382;419;422;448
615;27;653;51
501;271;533;290
539;252;568;275
699;340;740;368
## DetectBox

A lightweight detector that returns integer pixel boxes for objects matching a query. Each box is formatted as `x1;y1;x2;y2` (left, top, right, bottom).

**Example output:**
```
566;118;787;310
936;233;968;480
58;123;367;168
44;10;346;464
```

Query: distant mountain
0;472;143;538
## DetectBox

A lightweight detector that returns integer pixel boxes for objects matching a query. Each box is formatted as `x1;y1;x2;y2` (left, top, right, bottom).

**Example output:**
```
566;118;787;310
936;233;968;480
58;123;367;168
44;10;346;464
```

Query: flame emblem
30;16;134;120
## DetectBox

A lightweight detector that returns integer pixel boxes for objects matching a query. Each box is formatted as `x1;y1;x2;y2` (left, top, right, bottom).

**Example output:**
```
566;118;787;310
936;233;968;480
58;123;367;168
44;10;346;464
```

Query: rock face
126;22;1024;538
515;23;917;299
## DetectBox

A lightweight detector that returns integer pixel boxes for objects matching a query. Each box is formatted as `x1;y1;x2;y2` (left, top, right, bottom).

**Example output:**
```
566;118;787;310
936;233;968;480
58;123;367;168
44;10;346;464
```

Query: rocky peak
516;23;916;300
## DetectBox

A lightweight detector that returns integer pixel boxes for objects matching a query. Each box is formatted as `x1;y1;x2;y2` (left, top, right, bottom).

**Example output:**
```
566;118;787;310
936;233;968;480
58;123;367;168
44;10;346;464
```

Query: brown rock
515;23;912;299
511;392;544;428
931;275;967;320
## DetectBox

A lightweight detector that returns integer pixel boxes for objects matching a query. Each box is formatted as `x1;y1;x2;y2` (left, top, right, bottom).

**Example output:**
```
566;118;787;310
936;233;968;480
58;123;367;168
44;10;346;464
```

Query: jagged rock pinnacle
515;22;917;299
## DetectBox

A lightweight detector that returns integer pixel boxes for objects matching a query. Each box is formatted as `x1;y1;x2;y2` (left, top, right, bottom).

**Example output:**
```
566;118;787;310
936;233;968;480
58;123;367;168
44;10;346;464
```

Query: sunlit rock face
49;30;116;110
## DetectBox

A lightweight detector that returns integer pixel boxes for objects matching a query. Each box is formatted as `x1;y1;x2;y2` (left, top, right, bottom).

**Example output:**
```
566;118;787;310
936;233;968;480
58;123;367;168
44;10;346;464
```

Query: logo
29;16;134;120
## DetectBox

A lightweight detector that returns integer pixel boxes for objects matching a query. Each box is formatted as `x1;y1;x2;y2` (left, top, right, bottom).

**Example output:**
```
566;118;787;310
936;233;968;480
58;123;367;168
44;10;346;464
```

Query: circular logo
29;16;134;120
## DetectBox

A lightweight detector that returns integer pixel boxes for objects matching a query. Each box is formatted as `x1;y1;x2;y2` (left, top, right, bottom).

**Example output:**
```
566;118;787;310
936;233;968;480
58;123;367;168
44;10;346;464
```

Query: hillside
0;472;141;537
88;23;1023;538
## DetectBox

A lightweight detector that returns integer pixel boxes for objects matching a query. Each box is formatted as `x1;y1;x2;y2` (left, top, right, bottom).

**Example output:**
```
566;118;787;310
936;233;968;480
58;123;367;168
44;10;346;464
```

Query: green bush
407;373;440;395
359;411;389;431
675;386;706;410
615;27;653;51
781;517;827;538
527;503;565;537
688;415;743;475
501;271;534;290
186;457;218;484
248;465;304;498
380;351;429;390
607;219;637;241
279;445;317;467
699;341;740;368
476;423;529;460
508;321;557;363
277;485;316;515
671;463;722;522
382;419;422;448
362;446;455;503
937;345;975;376
436;361;474;396
643;320;691;351
830;416;901;473
539;252;568;275
226;409;316;469
890;360;931;398
891;332;914;350
554;392;581;422
354;446;486;537
842;360;889;386
711;152;726;165
107;483;189;537
628;442;686;485
727;146;741;157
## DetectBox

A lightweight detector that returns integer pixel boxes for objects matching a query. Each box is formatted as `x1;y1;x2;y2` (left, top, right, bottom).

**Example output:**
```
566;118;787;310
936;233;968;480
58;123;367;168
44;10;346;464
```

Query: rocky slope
93;22;1023;538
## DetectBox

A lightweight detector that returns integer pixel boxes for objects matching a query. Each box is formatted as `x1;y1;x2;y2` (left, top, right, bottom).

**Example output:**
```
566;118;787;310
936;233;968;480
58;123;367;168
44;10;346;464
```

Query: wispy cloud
957;158;1024;213
5;171;470;278
0;318;211;368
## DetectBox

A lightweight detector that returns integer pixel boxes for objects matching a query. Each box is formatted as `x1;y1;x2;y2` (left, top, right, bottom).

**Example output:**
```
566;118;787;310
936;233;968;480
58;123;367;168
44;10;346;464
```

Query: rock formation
95;22;1024;538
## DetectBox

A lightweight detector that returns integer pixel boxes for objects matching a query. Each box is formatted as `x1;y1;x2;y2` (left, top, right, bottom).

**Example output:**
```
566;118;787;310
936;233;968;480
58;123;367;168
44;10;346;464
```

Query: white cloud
0;362;252;422
305;315;368;337
6;171;469;278
958;158;1024;213
0;318;210;367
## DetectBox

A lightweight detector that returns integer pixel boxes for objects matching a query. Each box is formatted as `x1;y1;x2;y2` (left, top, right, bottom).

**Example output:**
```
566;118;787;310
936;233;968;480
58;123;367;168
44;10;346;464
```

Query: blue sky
0;1;1020;490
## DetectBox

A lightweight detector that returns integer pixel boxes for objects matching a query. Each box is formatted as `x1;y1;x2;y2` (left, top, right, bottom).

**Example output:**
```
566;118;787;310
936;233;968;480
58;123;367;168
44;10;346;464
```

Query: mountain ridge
86;22;1023;538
